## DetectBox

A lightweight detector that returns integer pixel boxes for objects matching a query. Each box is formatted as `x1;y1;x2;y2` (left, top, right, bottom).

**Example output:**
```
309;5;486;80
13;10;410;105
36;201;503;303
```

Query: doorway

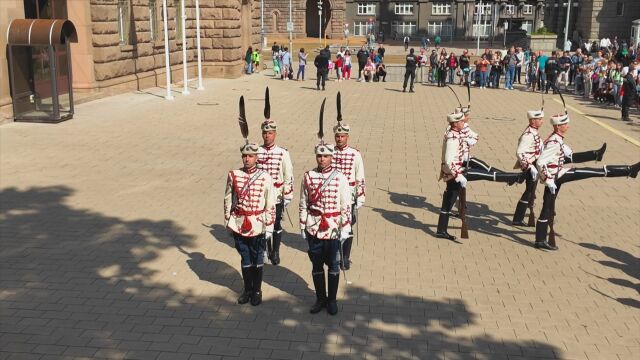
306;0;331;38
241;0;252;51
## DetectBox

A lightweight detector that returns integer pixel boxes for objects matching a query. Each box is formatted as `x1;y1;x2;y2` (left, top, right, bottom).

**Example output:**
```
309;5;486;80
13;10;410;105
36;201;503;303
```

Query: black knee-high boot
512;200;529;225
238;267;252;304
250;267;263;306
436;189;456;240
565;143;607;163
606;163;640;178
327;273;340;315
310;271;327;314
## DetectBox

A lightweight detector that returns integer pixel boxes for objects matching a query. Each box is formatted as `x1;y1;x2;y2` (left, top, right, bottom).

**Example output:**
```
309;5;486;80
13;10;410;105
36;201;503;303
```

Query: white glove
562;145;573;158
545;179;557;195
356;200;364;209
529;166;539;181
265;231;273;241
340;229;351;241
455;174;467;188
300;230;307;240
283;199;291;207
465;137;478;146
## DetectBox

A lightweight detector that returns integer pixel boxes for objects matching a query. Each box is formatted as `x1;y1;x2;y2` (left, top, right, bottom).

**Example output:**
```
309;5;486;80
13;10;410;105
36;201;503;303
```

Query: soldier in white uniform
300;99;352;315
331;92;365;270
436;112;527;240
257;88;294;265
224;96;276;306
534;113;639;250
512;110;607;225
454;106;506;175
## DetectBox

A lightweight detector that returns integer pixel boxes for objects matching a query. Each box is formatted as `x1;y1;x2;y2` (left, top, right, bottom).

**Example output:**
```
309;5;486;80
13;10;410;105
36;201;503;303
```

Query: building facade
263;0;544;40
543;0;640;46
344;0;544;41
1;0;261;121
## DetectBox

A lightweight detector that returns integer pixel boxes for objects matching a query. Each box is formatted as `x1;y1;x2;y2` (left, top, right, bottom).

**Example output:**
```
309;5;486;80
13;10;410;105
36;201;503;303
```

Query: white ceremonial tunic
257;144;294;204
332;145;366;205
224;167;276;237
299;166;352;239
537;132;571;182
514;125;543;171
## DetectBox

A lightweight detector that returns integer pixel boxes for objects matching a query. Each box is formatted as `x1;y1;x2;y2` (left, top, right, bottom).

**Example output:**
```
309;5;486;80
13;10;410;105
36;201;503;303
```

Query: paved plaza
1;74;639;360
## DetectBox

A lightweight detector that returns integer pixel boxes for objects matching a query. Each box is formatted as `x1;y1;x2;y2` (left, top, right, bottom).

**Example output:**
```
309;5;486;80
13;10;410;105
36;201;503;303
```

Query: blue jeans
297;64;305;80
448;68;456;84
480;71;488;87
505;65;515;88
246;62;252;74
234;234;266;267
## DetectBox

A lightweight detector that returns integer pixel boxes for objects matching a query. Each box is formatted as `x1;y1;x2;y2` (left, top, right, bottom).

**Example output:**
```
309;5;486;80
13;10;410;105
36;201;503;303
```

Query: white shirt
564;40;571;51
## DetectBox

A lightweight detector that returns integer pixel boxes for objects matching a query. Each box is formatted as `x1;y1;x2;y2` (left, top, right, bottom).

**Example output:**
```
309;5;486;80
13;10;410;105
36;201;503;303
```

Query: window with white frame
432;3;451;15
472;22;491;38
149;0;159;42
520;21;532;34
504;4;515;15
357;3;376;15
392;21;416;36
474;3;492;15
427;21;453;37
117;0;130;45
523;4;533;15
395;3;414;15
353;21;368;36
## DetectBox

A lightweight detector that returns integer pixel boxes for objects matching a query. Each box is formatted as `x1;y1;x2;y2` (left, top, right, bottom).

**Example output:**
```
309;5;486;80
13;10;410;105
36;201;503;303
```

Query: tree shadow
204;224;314;301
0;185;563;359
579;242;640;309
380;189;535;247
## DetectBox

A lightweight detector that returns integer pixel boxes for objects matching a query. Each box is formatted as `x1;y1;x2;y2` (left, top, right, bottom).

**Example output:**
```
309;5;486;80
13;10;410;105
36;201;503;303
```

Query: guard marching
436;112;527;240
512;108;607;226
534;112;639;250
332;92;365;270
224;96;276;306
257;88;294;265
300;99;352;315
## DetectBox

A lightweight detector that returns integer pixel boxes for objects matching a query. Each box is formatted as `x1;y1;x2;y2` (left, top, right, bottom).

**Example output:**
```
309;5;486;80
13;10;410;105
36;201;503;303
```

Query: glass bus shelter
7;19;77;123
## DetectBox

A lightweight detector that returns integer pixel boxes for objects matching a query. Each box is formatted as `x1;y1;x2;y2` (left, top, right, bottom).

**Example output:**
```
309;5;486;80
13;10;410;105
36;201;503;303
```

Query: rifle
527;180;538;227
459;187;469;239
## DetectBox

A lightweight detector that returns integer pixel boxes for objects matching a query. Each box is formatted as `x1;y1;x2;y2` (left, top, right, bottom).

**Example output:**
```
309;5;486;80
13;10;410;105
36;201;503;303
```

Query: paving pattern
1;74;639;360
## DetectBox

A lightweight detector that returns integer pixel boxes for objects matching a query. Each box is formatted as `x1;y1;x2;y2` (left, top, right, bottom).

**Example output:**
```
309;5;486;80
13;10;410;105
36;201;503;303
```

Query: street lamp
317;1;323;47
563;0;572;50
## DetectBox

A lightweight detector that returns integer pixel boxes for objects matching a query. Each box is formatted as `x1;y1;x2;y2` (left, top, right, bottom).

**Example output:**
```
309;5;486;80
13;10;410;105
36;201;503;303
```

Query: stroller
594;83;615;105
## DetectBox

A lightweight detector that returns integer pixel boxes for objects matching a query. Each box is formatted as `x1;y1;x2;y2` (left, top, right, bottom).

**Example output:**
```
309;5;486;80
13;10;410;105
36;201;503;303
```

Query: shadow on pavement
378;189;535;247
0;185;562;359
579;242;640;309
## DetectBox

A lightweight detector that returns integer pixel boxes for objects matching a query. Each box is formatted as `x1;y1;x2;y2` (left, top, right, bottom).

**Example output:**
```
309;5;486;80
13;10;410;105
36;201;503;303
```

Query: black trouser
316;69;327;89
568;68;576;85
535;166;631;243
403;68;416;90
375;70;386;82
436;180;461;235
268;203;284;259
513;168;537;224
545;73;557;93
516;66;522;84
358;62;365;79
437;68;447;87
621;96;633;119
341;204;357;268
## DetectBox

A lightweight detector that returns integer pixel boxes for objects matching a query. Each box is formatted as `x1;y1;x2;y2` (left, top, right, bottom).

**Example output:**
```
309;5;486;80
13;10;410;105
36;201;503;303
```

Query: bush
532;27;556;35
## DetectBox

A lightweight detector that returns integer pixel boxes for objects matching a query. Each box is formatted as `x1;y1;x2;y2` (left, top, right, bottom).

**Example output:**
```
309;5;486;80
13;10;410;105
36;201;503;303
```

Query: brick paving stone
1;75;638;360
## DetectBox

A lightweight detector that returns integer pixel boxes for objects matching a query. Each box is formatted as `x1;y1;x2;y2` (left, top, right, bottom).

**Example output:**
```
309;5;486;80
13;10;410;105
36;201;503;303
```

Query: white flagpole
181;0;190;95
162;0;173;100
195;0;204;90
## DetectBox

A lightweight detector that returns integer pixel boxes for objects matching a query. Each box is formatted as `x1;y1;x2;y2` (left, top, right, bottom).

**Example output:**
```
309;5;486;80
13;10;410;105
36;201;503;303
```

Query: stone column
67;1;96;91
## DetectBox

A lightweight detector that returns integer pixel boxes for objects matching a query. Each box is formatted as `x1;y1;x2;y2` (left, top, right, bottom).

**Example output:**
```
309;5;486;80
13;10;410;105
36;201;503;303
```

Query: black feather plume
336;92;342;122
238;96;249;142
447;85;462;108
541;91;545;111
318;98;326;142
264;87;271;120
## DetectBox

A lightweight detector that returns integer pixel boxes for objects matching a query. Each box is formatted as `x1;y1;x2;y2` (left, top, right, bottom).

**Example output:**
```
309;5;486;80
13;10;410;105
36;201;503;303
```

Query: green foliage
532;27;556;35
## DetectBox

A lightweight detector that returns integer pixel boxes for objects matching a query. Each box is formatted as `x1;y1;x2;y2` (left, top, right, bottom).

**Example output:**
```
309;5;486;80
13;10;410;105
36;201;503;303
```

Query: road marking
554;98;640;147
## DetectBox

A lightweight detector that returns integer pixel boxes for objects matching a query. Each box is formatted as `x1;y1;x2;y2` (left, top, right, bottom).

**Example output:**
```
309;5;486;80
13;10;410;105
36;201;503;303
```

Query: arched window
272;10;280;32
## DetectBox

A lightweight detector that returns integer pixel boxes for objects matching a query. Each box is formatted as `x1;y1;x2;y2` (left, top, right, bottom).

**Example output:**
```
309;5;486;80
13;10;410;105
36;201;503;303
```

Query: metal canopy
7;19;77;46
